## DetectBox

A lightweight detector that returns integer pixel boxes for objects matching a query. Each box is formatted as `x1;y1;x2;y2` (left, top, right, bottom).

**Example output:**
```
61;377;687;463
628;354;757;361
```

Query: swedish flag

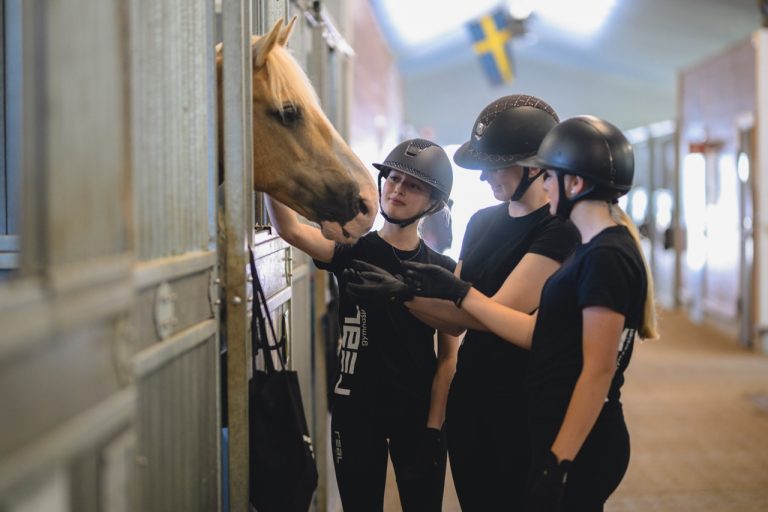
467;8;514;85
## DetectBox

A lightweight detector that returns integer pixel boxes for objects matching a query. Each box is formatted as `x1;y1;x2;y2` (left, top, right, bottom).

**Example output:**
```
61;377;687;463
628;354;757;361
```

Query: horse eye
267;103;302;127
279;104;301;126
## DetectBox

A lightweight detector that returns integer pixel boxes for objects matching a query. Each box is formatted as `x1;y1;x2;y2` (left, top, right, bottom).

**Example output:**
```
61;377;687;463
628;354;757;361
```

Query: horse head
217;17;378;243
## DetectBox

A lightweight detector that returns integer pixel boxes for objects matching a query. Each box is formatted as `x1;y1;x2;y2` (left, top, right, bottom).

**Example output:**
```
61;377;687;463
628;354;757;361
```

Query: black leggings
528;406;630;512
446;389;531;511
330;398;446;512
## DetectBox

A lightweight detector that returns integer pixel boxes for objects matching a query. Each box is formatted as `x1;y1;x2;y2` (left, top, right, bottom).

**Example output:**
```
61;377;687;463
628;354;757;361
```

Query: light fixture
507;0;534;20
378;0;502;46
532;0;617;35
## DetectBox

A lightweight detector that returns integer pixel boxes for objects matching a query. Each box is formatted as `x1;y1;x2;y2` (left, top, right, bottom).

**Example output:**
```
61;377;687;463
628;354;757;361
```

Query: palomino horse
217;17;377;243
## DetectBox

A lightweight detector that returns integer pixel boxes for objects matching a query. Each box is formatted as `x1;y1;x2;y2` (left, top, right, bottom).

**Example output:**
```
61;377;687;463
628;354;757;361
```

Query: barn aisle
382;309;768;511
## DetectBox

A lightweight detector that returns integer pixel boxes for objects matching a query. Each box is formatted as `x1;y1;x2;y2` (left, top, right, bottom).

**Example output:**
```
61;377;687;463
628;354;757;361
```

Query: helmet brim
453;141;538;171
452;141;484;170
515;155;547;169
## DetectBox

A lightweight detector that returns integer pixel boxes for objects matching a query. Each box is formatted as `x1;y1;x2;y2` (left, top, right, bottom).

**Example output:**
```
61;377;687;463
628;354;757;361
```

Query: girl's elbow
444;326;466;337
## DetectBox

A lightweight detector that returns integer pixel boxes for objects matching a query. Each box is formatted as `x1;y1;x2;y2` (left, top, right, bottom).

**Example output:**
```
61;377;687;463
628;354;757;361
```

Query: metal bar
221;0;251;509
133;319;217;377
134;250;216;289
47;253;132;294
0;388;136;496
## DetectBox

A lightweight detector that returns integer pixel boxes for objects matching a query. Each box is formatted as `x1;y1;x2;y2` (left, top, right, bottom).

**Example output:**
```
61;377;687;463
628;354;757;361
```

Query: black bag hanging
248;247;318;511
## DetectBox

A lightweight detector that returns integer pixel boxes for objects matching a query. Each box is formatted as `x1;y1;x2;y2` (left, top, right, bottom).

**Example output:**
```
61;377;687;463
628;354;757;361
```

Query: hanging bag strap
248;246;286;373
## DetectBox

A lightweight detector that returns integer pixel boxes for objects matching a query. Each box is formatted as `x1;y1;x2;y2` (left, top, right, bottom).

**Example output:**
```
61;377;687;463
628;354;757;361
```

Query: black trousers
446;388;531;511
330;397;446;512
528;405;630;512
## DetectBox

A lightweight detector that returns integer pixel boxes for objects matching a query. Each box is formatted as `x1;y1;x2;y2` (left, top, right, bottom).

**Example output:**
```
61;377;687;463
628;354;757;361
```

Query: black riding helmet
373;138;453;228
518;115;634;219
453;94;559;201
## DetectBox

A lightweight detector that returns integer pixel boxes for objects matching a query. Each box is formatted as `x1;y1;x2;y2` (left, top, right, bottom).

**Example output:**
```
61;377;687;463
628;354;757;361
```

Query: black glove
423;427;444;469
401;427;445;481
343;260;414;305
401;260;472;306
528;450;571;512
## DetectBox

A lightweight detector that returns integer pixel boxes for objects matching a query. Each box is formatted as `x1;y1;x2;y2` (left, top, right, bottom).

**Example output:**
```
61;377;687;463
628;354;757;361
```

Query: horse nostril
358;198;369;216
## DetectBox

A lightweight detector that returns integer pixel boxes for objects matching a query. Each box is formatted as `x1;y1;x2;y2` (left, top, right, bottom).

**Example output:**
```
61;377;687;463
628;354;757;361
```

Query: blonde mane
262;45;320;112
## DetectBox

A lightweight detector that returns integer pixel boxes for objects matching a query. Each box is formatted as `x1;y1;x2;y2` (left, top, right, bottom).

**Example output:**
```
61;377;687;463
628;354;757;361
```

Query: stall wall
678;33;764;349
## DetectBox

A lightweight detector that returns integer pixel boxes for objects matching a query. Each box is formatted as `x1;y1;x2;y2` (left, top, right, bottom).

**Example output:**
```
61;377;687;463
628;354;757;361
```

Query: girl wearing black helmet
265;138;459;511
403;95;580;511
371;115;658;511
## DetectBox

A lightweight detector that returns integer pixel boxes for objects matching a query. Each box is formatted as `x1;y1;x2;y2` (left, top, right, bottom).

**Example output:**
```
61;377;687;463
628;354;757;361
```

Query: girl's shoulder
468;202;508;225
578;227;643;273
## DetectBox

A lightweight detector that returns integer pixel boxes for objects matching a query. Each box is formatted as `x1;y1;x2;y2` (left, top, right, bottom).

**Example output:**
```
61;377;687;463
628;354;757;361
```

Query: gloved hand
344;260;414;305
401;261;472;306
423;427;444;469
401;427;446;481
527;450;571;512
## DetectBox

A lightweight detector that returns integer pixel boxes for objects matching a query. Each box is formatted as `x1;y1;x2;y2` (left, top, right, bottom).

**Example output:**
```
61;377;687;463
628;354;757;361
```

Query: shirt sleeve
528;218;580;263
313;242;356;275
577;246;636;315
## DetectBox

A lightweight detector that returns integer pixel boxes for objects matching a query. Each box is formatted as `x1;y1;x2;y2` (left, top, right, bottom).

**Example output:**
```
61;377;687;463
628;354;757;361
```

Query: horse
216;16;377;243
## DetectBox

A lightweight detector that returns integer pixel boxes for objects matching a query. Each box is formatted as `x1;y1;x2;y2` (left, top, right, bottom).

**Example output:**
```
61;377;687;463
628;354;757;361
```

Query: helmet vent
405;138;436;151
478;94;560;126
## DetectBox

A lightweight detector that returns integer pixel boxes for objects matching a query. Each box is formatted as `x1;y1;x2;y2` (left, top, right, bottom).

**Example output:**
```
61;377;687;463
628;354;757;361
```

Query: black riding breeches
446;389;531;511
330;399;446;512
528;406;630;512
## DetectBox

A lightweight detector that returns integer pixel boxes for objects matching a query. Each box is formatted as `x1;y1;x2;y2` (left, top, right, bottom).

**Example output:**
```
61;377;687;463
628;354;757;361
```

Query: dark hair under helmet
453;94;559;201
372;138;453;227
518;115;634;218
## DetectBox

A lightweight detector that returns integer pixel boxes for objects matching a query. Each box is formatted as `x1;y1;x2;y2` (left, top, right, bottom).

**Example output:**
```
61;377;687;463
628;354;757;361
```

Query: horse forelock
261;46;321;113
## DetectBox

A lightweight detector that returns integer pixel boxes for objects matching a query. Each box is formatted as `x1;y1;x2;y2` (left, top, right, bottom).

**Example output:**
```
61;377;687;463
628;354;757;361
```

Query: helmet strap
509;167;544;202
555;173;596;219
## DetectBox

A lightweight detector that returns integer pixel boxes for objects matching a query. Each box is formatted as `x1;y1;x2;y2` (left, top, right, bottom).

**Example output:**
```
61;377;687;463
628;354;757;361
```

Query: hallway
384;309;768;511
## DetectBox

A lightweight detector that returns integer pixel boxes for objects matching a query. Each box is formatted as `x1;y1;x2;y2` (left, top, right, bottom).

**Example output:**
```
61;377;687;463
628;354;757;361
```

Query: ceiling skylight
377;0;618;47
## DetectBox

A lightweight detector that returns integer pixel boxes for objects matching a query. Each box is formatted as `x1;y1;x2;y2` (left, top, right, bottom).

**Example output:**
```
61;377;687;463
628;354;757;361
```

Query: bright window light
379;0;617;47
442;144;500;260
654;189;673;231
737;152;750;183
379;0;502;46
508;0;535;20
629;187;648;225
682;153;706;271
533;0;617;35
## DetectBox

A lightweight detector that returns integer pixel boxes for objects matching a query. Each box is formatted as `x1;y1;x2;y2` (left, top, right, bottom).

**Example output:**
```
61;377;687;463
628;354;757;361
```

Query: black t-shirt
315;231;456;415
453;203;580;396
526;225;647;420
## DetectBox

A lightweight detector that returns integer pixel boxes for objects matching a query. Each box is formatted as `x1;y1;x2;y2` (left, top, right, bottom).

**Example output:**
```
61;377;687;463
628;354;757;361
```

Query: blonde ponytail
610;203;659;340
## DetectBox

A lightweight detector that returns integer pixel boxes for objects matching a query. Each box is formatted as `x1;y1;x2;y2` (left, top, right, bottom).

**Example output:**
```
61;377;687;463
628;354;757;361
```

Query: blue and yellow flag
467;8;515;85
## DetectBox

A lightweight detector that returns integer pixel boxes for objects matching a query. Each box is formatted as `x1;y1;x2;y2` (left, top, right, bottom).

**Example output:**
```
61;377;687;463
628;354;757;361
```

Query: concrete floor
383;309;768;511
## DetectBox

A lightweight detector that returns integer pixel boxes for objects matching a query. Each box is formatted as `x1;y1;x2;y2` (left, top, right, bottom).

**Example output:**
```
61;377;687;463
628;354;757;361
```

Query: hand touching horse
216;17;378;243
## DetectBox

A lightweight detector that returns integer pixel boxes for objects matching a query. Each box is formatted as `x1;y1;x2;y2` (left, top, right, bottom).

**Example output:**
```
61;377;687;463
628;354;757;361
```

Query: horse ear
253;17;284;68
278;15;298;46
